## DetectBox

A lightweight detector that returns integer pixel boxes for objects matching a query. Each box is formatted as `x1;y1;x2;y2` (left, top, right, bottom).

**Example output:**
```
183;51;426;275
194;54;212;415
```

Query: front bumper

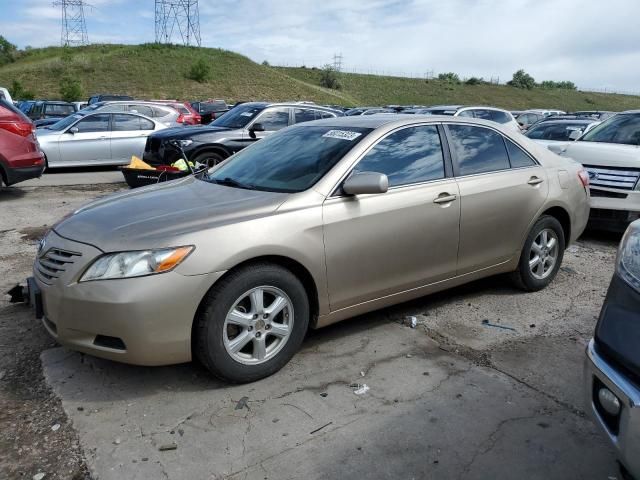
585;339;640;478
589;188;640;232
33;230;223;366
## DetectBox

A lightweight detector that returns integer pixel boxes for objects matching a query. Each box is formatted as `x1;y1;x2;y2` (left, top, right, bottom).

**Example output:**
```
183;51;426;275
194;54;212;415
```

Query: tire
192;151;225;169
511;215;565;292
194;263;310;383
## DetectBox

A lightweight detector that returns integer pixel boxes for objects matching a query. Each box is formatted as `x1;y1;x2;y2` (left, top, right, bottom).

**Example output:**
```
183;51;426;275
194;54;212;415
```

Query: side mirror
248;122;265;138
68;127;79;134
343;171;389;195
568;129;582;140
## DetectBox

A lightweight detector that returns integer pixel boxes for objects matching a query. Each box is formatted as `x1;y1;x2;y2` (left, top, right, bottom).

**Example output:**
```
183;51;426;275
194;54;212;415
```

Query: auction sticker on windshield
322;130;363;141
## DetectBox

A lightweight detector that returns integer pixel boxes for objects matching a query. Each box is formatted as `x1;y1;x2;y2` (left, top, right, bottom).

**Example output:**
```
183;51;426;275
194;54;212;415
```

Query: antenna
155;1;201;46
333;52;343;72
53;0;90;46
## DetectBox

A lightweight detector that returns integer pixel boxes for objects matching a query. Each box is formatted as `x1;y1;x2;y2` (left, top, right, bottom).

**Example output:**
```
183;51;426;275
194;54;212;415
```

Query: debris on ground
235;396;249;410
352;384;370;395
310;422;333;434
33;473;46;480
481;319;517;332
320;392;328;398
113;438;121;445
404;315;418;328
158;443;178;451
51;424;60;432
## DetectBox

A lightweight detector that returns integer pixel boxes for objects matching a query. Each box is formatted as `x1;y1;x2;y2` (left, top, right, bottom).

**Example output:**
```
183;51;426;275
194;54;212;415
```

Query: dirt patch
19;226;51;242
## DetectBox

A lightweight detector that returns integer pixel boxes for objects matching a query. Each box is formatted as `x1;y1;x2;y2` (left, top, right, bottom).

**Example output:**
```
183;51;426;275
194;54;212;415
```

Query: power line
155;0;201;46
53;0;90;46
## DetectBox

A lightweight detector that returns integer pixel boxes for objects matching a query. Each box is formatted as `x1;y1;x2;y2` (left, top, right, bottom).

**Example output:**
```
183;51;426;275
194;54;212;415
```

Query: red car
154;100;202;125
0;99;45;187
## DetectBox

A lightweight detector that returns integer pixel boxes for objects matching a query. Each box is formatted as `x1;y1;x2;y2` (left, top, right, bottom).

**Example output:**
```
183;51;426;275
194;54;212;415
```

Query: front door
58;113;111;166
323;124;460;311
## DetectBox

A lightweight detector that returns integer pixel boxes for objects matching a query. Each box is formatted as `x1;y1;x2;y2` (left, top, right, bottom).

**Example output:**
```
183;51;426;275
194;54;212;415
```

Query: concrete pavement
18;168;124;187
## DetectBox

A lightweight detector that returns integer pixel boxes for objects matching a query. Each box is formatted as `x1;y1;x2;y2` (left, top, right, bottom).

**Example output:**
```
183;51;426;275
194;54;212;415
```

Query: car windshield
580;113;640;145
47;113;85;131
526;122;591;140
206;125;372;193
209;103;265;129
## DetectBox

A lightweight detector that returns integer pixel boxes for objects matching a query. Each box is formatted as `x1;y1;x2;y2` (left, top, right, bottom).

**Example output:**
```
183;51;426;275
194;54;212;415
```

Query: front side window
207;125;372;193
74;114;110;133
448;124;510;175
255;108;290;131
352;125;445;187
580;114;640;145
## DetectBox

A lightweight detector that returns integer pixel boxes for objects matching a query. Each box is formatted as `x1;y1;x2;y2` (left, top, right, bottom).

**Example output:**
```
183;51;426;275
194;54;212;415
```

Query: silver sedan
36;112;168;168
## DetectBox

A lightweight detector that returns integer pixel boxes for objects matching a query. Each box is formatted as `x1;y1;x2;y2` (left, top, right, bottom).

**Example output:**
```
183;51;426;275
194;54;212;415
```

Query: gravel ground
0;181;623;479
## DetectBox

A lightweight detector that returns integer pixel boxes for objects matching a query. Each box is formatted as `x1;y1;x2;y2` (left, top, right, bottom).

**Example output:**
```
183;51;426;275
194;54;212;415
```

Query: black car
585;220;640;480
26;101;75;122
143;102;343;168
88;94;134;105
190;100;230;124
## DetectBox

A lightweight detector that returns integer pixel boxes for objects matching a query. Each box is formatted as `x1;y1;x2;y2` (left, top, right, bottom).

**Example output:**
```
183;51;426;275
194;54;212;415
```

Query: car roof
530;119;597;126
294;113;512;130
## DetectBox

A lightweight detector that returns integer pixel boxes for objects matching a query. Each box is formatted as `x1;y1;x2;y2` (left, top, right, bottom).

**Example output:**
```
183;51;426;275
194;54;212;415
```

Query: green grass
1;43;639;112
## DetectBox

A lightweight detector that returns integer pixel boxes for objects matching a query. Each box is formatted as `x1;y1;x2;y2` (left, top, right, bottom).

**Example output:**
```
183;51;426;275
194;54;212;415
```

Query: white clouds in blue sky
1;0;639;91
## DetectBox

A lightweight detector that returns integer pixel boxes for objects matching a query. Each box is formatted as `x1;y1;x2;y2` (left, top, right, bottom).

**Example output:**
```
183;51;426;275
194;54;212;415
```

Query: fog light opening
93;335;126;351
598;387;621;417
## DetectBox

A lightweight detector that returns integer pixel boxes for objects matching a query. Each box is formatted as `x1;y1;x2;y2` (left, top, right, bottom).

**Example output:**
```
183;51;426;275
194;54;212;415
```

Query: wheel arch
540;205;571;248
191;143;233;161
191;254;320;352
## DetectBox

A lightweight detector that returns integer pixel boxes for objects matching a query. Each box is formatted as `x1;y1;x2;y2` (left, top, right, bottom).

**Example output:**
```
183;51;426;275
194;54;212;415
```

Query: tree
261;60;270;66
9;79;34;100
59;76;84;102
0;35;17;66
437;72;461;84
187;58;210;83
465;76;485;85
319;64;341;90
508;69;535;89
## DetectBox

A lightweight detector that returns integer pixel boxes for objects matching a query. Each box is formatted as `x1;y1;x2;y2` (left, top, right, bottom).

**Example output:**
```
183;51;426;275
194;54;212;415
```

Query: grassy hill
1;43;639;112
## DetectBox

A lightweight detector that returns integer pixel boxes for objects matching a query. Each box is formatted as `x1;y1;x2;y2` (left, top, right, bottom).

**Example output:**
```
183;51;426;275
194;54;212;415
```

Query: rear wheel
192;151;225;169
511;215;565;291
194;263;309;383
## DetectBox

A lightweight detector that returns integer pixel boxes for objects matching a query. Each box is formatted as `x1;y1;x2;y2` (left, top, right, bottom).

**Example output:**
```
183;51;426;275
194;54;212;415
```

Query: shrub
319;65;341;90
508;69;536;89
465;76;485;85
9;79;34;100
187;58;210;83
437;72;461;84
59;76;84;102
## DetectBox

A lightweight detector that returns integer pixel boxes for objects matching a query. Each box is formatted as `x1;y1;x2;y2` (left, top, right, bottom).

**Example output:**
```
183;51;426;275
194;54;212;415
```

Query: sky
1;0;639;93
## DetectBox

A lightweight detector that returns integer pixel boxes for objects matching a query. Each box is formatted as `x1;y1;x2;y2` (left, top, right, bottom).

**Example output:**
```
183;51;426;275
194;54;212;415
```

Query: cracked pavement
1;181;622;479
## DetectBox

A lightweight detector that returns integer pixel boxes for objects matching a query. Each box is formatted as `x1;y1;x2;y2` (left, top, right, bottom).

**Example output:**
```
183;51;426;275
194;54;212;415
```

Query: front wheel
192;151;225;169
511;215;565;292
194;263;309;383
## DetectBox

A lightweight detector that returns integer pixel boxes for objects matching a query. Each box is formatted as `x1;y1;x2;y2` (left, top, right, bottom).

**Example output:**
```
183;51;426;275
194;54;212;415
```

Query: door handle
527;176;544;186
433;193;457;204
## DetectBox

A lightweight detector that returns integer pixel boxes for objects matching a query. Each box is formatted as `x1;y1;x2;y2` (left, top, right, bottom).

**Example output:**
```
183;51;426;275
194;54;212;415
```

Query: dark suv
26;101;75;122
143;102;343;167
0;99;45;187
190;100;230;124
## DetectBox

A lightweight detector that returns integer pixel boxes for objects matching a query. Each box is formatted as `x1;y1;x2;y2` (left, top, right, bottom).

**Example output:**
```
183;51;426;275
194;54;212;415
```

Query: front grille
583;164;640;191
35;248;82;285
590;189;628;199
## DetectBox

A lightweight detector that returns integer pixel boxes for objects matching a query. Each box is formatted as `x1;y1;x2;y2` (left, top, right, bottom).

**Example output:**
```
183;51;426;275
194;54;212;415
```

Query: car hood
54;176;289;252
554;141;640;168
150;125;233;140
35;128;61;137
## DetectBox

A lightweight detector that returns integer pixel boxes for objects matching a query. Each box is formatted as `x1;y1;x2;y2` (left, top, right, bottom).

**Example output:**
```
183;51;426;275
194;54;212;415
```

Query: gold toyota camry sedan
30;115;590;382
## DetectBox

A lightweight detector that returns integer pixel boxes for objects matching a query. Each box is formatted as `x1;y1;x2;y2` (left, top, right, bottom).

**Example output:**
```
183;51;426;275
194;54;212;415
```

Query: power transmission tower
332;52;343;72
53;0;90;46
155;1;201;46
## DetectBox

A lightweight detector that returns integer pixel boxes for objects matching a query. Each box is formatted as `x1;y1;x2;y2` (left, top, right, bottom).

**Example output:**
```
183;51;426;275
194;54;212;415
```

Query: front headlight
176;139;193;147
80;246;194;282
617;221;640;290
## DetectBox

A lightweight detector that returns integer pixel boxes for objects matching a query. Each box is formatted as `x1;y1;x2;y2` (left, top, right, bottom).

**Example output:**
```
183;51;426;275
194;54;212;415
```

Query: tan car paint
34;116;590;365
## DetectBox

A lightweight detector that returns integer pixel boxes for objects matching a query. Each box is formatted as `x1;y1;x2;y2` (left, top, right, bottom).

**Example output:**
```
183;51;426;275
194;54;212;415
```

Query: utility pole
53;0;90;46
155;0;201;46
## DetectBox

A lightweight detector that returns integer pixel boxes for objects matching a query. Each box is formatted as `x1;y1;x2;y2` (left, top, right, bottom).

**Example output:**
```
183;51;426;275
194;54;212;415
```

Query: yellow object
171;158;194;172
127;155;154;170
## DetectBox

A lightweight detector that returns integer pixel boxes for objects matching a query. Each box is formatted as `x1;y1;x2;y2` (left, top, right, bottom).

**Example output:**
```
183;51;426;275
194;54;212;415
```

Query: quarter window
352;125;445;187
255;108;290;131
74;114;110;133
505;139;536;168
448;124;510;175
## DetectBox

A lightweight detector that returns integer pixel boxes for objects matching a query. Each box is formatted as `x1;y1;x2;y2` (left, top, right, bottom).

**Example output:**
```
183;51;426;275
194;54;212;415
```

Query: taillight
578;169;589;188
176;113;185;124
0;121;35;137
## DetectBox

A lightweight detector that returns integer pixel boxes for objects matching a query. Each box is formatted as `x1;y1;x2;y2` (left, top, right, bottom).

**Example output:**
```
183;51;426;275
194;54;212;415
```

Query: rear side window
448;124;510;175
352;125;445;187
294;108;317;124
457;110;475;118
112;114;154;131
129;105;154;117
505;139;536;168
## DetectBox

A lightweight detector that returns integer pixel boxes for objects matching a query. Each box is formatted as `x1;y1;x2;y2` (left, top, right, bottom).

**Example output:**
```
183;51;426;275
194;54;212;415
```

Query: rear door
110;114;156;164
57;113;111;165
445;123;548;274
323;124;460;310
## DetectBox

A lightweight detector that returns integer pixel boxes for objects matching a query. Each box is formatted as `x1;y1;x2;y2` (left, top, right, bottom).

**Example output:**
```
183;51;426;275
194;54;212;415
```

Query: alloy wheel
529;228;559;280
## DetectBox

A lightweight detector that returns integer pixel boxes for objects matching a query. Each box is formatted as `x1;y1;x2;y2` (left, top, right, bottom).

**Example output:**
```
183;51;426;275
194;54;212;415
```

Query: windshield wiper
212;177;256;190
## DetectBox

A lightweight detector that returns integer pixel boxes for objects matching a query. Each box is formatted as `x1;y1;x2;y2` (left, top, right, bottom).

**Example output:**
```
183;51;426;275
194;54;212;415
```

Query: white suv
418;105;521;132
